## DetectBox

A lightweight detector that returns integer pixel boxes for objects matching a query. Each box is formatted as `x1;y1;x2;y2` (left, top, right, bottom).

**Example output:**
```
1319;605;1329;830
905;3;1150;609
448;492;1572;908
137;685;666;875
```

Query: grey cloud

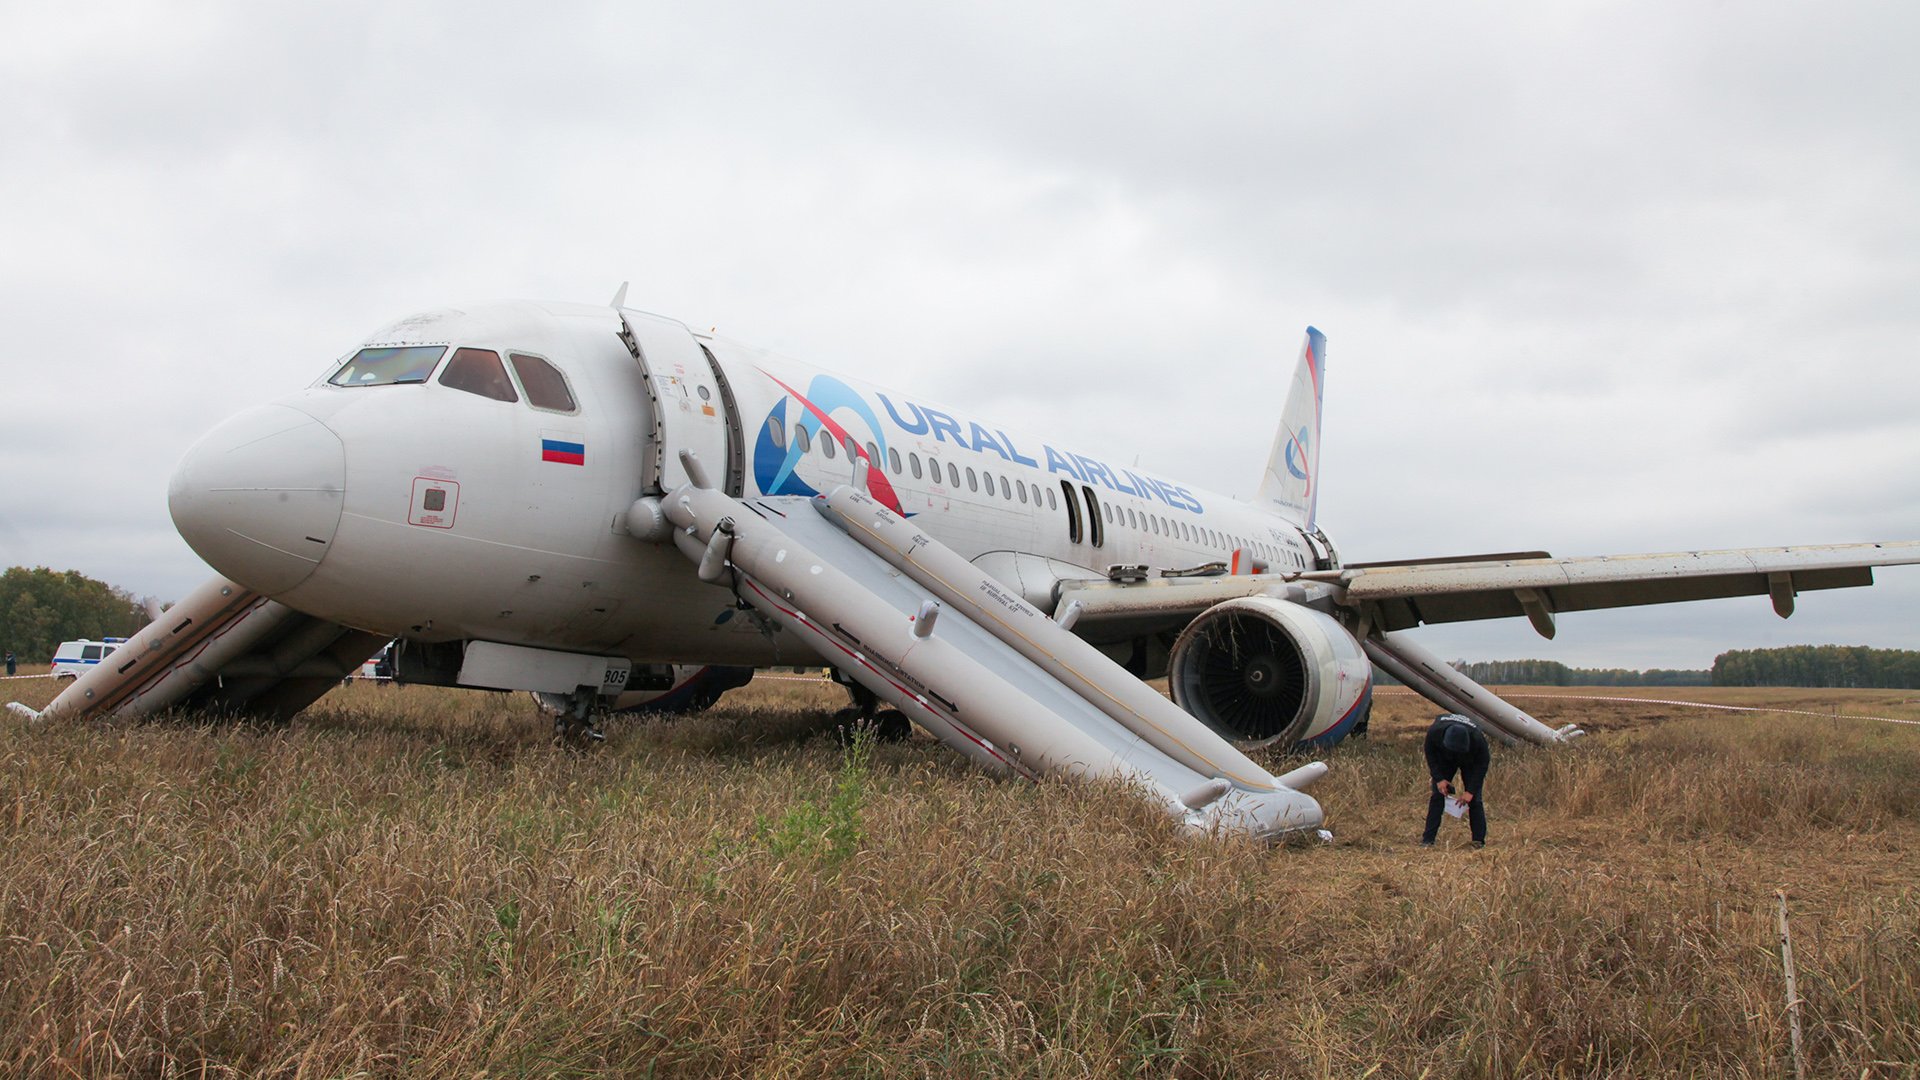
1;1;1914;663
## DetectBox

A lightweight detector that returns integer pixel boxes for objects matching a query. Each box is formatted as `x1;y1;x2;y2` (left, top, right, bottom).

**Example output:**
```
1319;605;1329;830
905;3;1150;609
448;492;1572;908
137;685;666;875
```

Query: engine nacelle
1168;597;1373;749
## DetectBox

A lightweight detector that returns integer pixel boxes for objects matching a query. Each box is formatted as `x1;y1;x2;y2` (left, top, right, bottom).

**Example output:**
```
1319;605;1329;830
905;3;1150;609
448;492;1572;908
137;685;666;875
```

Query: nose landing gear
553;687;606;745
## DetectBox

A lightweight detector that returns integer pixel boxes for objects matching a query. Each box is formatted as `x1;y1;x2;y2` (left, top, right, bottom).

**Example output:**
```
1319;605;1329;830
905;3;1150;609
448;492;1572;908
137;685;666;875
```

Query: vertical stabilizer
1256;327;1326;531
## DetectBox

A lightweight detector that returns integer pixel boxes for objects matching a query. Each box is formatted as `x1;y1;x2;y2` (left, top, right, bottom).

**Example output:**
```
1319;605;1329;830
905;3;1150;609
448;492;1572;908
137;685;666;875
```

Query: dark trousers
1423;782;1486;843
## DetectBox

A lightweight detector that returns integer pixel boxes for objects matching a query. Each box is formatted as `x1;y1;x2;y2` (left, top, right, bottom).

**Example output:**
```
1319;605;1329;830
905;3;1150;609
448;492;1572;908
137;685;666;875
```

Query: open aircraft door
613;304;740;496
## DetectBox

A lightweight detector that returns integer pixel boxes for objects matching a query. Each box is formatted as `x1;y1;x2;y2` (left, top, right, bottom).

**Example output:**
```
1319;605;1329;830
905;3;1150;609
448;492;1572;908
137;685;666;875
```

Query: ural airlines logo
752;369;1206;515
1283;427;1311;487
753;372;906;514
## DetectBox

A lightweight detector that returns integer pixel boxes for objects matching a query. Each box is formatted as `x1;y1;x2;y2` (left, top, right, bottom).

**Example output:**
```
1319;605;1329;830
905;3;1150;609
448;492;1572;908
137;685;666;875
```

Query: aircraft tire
872;709;912;742
834;707;912;745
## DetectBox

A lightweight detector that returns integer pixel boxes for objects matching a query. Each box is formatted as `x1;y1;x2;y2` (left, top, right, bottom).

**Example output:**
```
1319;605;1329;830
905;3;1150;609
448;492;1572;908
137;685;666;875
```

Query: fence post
1776;890;1806;1080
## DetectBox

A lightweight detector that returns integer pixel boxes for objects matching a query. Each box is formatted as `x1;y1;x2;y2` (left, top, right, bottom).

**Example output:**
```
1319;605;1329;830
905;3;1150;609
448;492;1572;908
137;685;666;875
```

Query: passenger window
966;467;978;492
822;434;837;459
1127;508;1138;529
439;348;518;402
982;470;994;493
328;345;445;387
509;353;577;412
766;417;786;449
1046;487;1057;511
888;447;902;473
910;454;923;480
82;645;103;661
865;442;879;465
795;426;811;452
1152;516;1161;536
1016;482;1027;504
999;476;1011;500
947;462;960;487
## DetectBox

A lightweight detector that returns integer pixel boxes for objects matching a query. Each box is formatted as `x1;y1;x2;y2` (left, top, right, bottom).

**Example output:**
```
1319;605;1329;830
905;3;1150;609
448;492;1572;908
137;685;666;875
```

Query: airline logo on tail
1284;427;1311;486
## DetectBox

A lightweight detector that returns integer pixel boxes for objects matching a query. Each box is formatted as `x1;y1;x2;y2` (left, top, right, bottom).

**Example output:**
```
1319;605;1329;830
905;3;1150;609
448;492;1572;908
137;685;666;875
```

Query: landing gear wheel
872;708;912;742
832;707;911;745
553;714;606;746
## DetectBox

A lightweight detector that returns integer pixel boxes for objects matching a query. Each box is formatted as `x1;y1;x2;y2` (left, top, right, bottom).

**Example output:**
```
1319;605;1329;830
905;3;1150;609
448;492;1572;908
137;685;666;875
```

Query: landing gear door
615;309;734;494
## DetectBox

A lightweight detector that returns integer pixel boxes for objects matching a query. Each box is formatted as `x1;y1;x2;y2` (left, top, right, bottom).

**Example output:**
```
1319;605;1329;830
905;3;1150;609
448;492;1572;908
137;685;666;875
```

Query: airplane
13;289;1918;840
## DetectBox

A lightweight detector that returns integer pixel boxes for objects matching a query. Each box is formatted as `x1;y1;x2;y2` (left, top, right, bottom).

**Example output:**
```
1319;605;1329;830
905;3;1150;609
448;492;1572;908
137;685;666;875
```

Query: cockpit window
328;345;445;387
509;353;577;413
439;348;519;403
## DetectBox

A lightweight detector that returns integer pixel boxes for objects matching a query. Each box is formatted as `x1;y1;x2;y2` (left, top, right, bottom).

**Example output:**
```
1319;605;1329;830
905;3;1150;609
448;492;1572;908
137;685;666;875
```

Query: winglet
609;281;629;310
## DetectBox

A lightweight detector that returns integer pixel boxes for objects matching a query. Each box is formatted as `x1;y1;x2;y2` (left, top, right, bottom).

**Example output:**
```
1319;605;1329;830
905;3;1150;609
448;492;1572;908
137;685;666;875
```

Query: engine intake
1169;597;1372;749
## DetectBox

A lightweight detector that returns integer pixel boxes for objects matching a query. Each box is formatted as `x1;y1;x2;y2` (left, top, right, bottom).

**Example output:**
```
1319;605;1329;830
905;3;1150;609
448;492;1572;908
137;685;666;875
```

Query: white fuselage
169;300;1323;667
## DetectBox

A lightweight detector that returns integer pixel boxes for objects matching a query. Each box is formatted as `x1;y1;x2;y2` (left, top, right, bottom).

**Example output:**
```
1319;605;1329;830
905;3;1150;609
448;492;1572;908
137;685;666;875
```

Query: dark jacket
1424;717;1491;796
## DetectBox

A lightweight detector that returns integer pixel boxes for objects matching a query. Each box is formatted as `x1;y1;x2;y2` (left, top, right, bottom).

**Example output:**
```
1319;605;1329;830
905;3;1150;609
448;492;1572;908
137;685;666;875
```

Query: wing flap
1055;541;1920;639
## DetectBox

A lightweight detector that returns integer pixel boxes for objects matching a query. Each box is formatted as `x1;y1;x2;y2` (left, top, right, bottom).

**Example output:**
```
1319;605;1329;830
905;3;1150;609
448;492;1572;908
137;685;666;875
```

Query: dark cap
1442;722;1472;755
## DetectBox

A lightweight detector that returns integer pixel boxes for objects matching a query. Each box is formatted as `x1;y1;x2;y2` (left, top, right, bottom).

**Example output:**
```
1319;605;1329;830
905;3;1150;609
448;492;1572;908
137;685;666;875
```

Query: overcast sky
3;2;1915;668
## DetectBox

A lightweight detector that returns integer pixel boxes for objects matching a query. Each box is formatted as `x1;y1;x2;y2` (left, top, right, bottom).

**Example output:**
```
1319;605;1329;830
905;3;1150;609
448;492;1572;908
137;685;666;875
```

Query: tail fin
1255;327;1326;531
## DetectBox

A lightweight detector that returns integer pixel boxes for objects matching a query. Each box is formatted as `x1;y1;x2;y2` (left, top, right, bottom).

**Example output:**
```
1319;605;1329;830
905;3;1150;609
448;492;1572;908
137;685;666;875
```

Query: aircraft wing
1057;540;1920;640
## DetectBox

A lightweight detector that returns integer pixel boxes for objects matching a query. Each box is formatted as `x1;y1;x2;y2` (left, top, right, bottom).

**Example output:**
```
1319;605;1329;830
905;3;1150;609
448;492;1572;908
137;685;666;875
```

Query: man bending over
1422;713;1490;847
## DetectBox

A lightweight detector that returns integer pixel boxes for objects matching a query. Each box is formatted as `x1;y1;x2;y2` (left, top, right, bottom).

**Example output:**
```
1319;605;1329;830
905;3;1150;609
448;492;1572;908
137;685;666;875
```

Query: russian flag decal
541;436;585;466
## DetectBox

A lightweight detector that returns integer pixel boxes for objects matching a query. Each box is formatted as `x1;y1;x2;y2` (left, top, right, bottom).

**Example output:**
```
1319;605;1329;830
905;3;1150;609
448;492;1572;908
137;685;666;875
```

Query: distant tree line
1448;659;1711;687
1372;658;1711;687
1711;646;1920;689
0;567;152;662
1371;648;1920;689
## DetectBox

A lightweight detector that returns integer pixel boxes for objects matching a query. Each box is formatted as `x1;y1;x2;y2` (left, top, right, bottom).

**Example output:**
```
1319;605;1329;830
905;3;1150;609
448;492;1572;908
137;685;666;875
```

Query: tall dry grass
0;677;1915;1077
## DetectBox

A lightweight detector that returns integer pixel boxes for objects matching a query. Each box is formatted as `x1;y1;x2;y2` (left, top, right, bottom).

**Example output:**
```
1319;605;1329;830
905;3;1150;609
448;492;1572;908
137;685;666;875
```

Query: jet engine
1168;597;1373;749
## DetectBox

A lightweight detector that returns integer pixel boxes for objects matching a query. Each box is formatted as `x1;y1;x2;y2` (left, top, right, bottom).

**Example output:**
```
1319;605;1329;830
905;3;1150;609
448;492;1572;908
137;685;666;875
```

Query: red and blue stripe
541;438;585;465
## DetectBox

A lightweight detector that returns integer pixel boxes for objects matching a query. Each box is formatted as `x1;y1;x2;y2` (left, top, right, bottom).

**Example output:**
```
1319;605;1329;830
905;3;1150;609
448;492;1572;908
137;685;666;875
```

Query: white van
50;638;124;681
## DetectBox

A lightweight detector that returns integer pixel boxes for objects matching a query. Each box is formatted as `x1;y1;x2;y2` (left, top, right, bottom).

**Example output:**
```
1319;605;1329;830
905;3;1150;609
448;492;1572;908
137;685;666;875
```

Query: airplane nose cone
168;404;346;594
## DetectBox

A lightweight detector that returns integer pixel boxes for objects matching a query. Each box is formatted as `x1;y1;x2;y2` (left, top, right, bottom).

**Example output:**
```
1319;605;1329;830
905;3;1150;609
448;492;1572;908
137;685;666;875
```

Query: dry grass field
1;672;1917;1078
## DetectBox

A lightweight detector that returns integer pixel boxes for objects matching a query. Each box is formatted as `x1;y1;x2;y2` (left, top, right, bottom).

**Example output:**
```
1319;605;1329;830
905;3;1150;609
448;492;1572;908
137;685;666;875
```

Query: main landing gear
827;669;912;743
